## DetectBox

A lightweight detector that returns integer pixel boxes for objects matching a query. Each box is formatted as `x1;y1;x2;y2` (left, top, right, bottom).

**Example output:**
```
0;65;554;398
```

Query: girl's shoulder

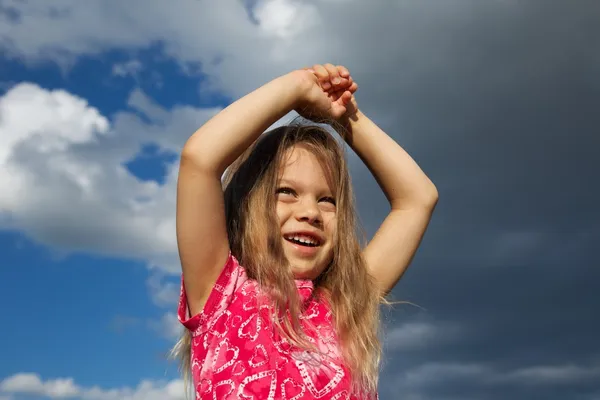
178;252;252;336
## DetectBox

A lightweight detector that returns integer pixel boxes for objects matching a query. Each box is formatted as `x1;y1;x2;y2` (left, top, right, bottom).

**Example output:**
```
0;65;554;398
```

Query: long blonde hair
172;119;384;394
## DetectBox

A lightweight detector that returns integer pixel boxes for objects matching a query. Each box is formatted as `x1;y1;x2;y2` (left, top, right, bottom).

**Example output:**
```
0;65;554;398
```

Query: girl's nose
295;199;321;225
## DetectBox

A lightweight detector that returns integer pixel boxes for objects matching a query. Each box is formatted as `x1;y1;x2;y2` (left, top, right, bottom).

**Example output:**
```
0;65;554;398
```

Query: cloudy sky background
1;0;599;399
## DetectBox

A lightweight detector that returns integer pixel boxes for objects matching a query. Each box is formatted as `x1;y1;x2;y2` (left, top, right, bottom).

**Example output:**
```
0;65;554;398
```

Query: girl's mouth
285;237;318;247
283;233;322;248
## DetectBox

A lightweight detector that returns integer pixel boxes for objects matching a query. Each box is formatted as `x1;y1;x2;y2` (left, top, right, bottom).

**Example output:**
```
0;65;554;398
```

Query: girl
173;64;438;399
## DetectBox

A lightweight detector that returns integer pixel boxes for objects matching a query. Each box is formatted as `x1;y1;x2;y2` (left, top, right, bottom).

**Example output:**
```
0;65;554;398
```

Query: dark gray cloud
333;1;600;398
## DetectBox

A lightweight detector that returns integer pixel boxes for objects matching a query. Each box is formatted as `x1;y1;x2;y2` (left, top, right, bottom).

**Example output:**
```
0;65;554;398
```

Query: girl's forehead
280;147;322;174
278;146;335;191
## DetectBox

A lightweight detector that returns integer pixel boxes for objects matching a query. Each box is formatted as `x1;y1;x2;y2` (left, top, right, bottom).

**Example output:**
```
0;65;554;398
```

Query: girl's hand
293;63;359;121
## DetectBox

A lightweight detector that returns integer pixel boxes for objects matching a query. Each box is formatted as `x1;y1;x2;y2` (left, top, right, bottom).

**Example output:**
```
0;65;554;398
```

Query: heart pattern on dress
232;360;246;376
273;337;291;355
249;344;269;368
213;379;235;400
282;377;306;400
238;313;261;341
231;315;242;328
295;358;345;398
212;338;239;374
198;378;212;395
238;370;277;400
243;298;257;311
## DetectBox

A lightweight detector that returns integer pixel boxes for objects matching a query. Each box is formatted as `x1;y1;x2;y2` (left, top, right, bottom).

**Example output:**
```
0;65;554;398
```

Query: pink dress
178;253;376;399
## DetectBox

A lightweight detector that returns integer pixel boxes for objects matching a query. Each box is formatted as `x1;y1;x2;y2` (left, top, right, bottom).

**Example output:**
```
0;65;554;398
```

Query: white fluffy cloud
254;0;320;39
0;82;219;274
0;373;185;400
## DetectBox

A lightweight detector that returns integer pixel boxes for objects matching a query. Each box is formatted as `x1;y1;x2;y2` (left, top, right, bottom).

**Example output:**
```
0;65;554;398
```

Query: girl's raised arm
177;73;301;315
176;72;310;316
309;63;439;295
346;110;438;295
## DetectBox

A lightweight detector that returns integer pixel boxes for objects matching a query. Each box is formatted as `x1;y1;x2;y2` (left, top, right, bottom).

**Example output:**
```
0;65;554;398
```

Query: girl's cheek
325;215;337;228
275;204;290;223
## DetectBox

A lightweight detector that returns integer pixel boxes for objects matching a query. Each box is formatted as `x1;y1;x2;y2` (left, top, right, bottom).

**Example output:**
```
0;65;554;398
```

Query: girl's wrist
339;109;365;146
340;109;361;128
282;70;319;109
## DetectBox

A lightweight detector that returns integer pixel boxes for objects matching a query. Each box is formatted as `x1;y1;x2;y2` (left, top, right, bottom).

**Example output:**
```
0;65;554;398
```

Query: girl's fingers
337;65;350;78
333;90;347;106
324;63;341;85
328;78;350;92
329;89;343;101
341;91;352;105
332;103;347;118
309;63;354;93
312;64;331;88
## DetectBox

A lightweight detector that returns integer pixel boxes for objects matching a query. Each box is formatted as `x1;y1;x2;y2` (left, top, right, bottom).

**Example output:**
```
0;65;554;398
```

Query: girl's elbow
180;143;221;174
399;184;439;210
425;184;439;207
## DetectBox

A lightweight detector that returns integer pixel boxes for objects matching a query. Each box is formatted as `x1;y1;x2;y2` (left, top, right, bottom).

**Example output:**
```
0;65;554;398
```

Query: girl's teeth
290;235;317;245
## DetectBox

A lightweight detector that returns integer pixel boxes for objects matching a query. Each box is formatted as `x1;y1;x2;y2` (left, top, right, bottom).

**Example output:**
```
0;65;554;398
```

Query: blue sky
1;1;599;400
0;49;196;396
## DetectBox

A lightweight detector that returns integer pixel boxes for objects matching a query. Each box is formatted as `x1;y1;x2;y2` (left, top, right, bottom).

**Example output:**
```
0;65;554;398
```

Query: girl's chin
289;260;328;281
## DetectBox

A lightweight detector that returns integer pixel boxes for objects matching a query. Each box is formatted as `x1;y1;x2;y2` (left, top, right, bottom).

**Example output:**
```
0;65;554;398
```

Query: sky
0;0;599;399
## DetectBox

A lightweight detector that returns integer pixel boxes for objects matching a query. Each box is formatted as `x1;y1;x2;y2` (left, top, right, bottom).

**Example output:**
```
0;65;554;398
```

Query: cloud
148;312;182;341
146;272;181;308
0;82;219;274
112;59;145;83
380;361;600;400
0;0;286;96
0;81;300;275
384;321;461;351
112;59;143;77
0;373;79;398
253;0;320;39
0;373;185;400
111;312;181;341
403;362;492;387
499;364;600;386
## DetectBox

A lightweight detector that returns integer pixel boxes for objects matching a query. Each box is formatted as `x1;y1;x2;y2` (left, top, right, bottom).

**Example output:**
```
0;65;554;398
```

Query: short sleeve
177;252;246;336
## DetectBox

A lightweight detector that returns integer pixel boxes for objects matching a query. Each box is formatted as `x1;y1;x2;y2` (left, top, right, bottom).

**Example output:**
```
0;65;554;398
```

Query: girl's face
276;145;336;280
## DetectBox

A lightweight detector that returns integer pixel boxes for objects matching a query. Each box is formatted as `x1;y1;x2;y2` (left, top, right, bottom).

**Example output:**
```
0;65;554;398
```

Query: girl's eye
320;196;336;206
276;187;295;196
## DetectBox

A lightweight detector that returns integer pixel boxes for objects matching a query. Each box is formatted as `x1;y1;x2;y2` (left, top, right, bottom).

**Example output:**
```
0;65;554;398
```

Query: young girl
173;64;438;399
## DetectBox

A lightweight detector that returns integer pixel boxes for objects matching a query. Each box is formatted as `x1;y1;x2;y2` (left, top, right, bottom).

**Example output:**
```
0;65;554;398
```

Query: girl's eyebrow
278;178;297;186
